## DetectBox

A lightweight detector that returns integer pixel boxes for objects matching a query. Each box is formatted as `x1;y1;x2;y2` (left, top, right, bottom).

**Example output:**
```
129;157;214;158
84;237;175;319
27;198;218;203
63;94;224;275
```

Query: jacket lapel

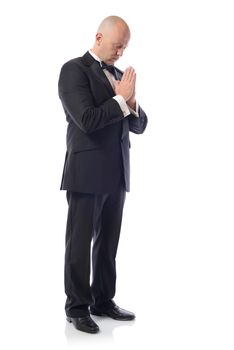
81;51;115;95
115;67;123;81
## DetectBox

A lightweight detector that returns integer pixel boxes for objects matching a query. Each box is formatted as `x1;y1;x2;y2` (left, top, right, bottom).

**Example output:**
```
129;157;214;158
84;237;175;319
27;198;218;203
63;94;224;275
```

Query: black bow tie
101;62;118;80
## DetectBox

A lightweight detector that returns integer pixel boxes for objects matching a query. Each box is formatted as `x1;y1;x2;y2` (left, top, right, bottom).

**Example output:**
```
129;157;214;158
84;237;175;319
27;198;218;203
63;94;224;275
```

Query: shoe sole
90;311;135;321
66;317;99;334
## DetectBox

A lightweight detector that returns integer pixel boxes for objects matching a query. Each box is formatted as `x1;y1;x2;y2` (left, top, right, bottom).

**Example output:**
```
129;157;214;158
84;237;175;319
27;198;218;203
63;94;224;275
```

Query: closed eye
113;43;127;50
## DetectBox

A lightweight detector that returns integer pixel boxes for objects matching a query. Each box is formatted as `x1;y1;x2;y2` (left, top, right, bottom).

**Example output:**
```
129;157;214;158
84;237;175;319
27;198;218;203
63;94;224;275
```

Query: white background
0;0;234;349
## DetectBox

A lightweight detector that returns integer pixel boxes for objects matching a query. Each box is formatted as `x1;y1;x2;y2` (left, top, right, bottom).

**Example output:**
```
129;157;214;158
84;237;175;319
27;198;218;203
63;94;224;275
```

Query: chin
111;58;119;64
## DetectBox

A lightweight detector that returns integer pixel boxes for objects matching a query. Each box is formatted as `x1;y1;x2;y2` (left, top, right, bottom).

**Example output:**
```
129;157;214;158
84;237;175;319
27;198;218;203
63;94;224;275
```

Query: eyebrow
113;43;128;48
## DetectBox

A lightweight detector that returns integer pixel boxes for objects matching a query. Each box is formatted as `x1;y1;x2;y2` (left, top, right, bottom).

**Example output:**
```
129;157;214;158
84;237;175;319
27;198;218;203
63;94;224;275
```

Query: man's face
97;25;130;64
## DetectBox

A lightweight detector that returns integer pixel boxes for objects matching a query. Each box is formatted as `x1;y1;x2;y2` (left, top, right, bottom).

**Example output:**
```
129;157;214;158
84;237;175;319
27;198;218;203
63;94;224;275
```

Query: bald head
91;16;131;65
97;16;130;36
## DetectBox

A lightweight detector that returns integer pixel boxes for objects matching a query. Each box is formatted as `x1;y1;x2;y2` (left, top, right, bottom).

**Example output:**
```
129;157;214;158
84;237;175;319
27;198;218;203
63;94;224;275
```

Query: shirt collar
89;50;102;65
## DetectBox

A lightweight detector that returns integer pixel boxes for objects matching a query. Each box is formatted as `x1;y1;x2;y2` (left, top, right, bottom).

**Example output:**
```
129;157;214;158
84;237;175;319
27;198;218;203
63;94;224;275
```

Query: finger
127;69;136;84
122;66;134;81
128;68;136;83
113;80;120;91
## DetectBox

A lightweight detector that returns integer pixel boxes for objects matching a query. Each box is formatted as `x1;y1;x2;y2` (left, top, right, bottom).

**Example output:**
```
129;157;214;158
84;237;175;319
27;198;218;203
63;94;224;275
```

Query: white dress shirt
89;50;139;118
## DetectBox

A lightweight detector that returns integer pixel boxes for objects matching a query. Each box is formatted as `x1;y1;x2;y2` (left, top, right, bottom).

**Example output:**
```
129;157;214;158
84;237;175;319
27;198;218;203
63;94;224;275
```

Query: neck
91;47;101;58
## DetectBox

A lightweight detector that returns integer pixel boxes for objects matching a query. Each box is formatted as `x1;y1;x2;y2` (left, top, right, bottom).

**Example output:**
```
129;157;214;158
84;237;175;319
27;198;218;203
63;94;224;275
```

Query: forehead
108;27;130;45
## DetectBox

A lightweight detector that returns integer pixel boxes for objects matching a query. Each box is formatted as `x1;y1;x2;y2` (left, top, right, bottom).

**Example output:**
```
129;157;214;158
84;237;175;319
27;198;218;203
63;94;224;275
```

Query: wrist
128;98;136;110
116;94;127;102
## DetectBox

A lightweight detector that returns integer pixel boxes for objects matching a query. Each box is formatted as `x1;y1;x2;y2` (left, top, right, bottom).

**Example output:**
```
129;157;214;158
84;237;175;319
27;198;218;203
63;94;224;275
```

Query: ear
96;32;103;46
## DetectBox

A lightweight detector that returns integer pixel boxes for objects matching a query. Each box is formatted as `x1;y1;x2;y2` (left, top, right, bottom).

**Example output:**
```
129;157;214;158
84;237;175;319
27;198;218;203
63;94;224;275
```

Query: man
58;15;148;334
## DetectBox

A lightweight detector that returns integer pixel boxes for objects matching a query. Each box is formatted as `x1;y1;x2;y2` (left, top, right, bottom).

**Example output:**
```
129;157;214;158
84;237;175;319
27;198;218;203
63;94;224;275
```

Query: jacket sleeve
128;105;148;134
58;62;125;134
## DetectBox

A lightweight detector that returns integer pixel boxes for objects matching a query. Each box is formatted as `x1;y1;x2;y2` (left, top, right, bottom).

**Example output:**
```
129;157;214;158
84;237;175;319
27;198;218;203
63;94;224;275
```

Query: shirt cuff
128;101;139;117
113;95;131;117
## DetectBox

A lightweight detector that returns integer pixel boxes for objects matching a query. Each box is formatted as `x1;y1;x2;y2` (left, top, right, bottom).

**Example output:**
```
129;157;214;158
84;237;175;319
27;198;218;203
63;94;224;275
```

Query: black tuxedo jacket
58;51;148;194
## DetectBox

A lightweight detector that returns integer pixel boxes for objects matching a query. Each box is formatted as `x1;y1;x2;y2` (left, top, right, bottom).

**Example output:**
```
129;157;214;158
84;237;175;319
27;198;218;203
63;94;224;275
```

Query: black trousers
64;185;126;317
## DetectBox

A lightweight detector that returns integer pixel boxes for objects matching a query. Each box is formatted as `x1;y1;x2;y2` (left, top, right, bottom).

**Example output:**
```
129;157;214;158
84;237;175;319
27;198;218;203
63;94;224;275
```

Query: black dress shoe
90;304;135;321
66;316;99;334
